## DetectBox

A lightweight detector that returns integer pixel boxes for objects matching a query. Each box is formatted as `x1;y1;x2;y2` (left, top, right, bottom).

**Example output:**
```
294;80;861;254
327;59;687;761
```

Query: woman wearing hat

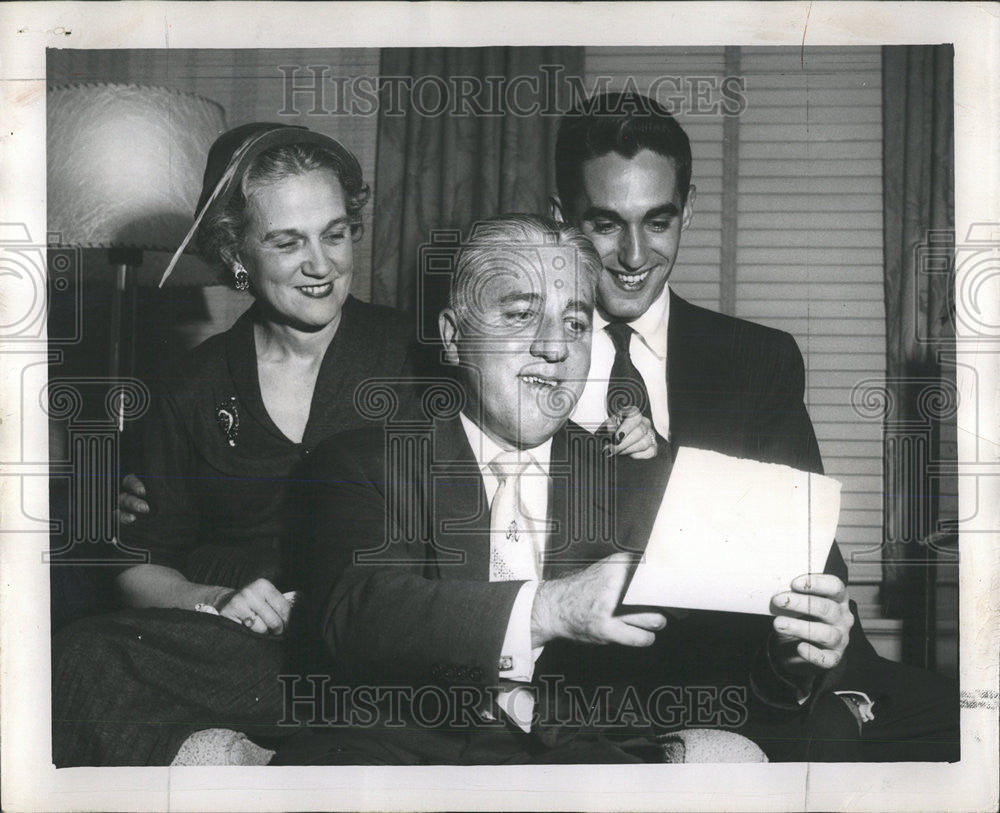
51;123;415;766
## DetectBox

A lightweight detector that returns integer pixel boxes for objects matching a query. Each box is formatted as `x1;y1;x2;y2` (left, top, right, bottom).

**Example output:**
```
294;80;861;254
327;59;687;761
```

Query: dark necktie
605;322;653;421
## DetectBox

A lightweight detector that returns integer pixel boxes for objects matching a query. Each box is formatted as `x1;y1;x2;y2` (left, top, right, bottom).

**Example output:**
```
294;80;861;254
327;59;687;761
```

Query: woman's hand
117;566;297;635
217;578;294;635
601;406;659;459
116;473;151;525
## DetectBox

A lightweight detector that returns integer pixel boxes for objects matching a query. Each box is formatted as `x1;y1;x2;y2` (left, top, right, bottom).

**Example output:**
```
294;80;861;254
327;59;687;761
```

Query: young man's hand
770;573;853;676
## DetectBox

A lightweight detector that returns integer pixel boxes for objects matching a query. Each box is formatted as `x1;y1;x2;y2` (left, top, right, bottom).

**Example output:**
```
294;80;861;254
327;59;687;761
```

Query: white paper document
623;447;842;615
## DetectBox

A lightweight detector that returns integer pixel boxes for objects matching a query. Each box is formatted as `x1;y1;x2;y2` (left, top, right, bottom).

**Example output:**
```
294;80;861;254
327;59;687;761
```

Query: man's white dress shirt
572;284;672;440
458;413;549;731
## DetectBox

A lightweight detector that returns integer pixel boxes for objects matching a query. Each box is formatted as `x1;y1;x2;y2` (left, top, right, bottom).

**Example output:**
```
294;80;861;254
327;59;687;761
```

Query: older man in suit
550;91;959;762
280;213;859;765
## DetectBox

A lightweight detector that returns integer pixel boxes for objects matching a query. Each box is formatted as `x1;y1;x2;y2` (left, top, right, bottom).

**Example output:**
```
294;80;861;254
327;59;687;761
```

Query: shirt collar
593;283;671;360
458;412;553;476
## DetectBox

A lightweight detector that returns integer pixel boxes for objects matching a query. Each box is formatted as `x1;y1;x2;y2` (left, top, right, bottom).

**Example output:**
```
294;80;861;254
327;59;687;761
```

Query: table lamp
47;83;227;413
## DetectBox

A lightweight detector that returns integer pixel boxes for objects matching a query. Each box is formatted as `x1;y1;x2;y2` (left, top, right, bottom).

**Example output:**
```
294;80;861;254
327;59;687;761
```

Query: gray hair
195;142;370;277
449;214;601;327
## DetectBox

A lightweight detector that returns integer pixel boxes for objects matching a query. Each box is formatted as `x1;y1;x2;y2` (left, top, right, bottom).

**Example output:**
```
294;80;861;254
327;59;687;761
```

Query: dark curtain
880;46;955;639
371;47;586;313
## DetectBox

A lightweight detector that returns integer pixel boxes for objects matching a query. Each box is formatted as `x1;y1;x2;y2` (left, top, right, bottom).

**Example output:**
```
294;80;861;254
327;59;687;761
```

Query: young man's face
440;246;594;449
565;149;695;322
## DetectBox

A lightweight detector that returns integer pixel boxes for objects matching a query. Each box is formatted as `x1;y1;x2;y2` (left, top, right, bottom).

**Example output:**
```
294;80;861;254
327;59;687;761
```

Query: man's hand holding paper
623;447;851;686
771;573;854;675
532;552;667;648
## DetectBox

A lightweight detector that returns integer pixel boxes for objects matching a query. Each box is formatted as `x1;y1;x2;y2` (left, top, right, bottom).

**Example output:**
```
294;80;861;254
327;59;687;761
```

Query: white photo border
1;2;998;811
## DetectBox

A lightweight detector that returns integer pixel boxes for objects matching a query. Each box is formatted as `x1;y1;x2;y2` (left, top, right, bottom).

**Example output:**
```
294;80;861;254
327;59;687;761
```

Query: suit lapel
429;417;492;580
542;423;620;579
543;426;570;579
667;290;729;451
667;290;754;458
666;289;697;442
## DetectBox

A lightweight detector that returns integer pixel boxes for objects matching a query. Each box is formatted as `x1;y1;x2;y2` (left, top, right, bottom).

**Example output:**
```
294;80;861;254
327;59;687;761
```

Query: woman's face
239;167;354;332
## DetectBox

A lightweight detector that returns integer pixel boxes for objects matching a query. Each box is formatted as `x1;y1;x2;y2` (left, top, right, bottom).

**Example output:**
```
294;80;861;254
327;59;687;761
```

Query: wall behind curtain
371;47;585;314
880;45;956;669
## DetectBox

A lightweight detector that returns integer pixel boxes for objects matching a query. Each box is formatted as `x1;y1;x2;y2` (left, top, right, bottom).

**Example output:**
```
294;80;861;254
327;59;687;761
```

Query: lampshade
47;83;226;252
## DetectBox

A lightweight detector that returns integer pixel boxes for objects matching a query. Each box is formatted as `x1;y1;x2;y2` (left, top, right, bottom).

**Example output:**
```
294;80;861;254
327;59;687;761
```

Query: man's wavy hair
195;142;371;277
555;91;693;210
449;214;601;329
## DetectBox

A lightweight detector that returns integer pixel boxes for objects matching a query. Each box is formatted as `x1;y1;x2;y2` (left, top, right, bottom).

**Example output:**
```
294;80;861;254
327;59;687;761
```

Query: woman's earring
232;262;250;291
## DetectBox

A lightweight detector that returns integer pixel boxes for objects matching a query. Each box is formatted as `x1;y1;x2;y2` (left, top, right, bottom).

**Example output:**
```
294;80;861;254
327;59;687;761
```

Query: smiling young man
551;92;959;762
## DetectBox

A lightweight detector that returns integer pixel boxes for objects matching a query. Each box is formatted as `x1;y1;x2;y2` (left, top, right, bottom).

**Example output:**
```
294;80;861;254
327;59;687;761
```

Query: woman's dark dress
51;296;414;766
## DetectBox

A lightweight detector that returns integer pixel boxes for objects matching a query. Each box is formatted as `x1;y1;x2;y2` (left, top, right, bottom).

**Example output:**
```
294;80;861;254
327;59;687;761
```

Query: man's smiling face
440;246;594;450
567;149;695;322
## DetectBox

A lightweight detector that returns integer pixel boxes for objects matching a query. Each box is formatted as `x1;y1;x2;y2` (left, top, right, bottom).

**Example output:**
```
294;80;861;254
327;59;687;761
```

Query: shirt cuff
497;581;542;682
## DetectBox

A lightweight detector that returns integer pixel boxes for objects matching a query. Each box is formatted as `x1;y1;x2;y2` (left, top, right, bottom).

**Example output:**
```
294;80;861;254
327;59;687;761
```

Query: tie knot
605;321;636;354
488;450;530;482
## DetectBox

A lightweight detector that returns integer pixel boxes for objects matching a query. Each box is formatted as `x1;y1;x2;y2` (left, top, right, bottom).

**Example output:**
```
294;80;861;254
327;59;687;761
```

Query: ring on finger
242;613;258;627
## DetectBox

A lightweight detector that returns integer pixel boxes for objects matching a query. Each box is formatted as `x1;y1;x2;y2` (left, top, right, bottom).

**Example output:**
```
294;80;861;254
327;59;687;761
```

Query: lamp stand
107;247;143;430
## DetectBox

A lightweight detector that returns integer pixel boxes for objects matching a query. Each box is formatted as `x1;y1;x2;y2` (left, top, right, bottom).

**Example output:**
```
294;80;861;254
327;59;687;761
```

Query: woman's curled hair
195;142;370;276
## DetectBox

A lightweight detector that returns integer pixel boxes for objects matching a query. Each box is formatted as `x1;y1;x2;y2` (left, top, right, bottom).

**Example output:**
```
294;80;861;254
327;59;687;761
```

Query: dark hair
195;142;370;275
555;91;692;211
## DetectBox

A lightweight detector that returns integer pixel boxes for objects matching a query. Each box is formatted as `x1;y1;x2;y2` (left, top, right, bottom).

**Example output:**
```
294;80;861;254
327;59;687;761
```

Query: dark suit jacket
588;291;852;601
526;291;855;725
631;292;874;703
293;291;870;737
296;418;624;691
658;291;849;578
667;291;823;472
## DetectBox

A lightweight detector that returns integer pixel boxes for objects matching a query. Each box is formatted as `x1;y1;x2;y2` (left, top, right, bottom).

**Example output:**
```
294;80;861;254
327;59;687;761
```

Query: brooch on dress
215;396;240;447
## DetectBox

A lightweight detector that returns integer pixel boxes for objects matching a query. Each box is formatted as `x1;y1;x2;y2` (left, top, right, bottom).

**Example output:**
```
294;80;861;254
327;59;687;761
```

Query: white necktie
488;451;538;582
487;450;541;732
